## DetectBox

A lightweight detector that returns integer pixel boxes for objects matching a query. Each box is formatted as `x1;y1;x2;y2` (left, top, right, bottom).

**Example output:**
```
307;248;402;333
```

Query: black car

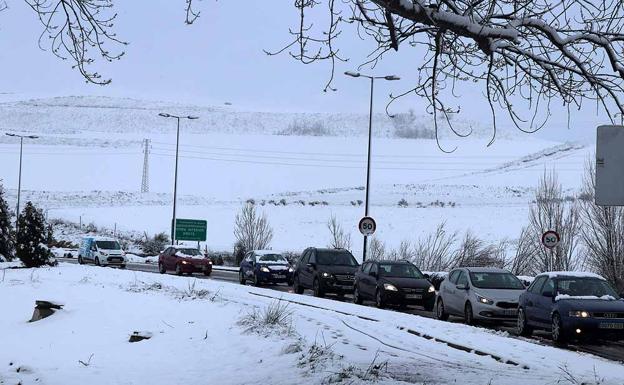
354;260;436;309
292;248;359;297
518;272;624;343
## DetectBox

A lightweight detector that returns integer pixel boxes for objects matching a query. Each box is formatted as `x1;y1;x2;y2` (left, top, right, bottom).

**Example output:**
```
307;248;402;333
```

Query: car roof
252;250;282;255
89;236;117;241
164;244;198;249
375;260;412;264
463;267;511;273
310;248;350;253
536;271;606;280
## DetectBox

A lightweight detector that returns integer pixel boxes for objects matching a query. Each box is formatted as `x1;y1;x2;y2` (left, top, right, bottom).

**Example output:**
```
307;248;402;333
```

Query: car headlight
288;267;294;273
476;294;494;305
383;283;398;292
181;261;189;265
321;272;331;278
428;285;435;293
260;266;270;273
208;261;213;265
569;310;591;318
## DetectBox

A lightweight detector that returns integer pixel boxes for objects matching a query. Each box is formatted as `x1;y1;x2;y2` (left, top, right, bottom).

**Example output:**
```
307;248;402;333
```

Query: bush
16;202;53;268
0;185;15;261
398;198;409;207
142;232;169;255
277;119;331;136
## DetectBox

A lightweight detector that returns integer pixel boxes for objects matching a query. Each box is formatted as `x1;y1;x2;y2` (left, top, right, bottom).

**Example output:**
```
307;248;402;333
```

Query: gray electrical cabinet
596;125;624;206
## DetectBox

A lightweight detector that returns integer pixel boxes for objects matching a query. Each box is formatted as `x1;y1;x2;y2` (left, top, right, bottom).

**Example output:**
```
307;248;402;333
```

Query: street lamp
5;133;39;234
344;71;400;262
158;113;199;244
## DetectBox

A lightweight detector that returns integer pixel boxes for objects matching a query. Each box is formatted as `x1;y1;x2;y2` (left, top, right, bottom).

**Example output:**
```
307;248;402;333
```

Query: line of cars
238;247;624;343
78;237;624;343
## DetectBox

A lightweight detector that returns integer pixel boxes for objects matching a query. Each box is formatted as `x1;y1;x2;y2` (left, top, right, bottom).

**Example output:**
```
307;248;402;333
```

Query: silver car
435;267;526;325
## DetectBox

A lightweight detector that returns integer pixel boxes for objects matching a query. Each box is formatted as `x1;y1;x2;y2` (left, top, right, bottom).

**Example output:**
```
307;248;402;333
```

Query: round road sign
541;231;560;249
358;216;377;236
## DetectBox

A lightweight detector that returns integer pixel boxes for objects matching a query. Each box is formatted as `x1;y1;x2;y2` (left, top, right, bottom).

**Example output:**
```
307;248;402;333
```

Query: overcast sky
0;1;613;142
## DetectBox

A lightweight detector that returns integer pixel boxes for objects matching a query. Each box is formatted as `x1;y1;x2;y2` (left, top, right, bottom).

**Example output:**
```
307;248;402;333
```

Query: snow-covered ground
1;264;622;385
0;97;591;254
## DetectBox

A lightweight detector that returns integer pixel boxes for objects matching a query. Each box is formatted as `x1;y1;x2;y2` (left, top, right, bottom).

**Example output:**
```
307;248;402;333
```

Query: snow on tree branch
282;0;624;147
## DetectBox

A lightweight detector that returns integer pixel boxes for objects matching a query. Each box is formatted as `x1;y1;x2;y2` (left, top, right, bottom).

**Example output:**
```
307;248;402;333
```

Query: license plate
503;309;518;316
339;285;353;290
271;274;283;278
599;323;624;329
405;294;422;299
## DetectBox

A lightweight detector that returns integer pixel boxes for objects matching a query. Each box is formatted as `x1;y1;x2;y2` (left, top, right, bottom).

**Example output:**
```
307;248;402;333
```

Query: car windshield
379;264;425;278
469;272;525;290
95;241;121;250
316;250;358;266
556;278;619;298
177;248;202;256
257;254;287;263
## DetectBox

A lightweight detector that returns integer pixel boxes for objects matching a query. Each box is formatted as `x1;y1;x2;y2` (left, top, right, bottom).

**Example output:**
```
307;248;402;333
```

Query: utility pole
5;133;38;234
343;72;400;262
158;113;199;243
141;138;151;193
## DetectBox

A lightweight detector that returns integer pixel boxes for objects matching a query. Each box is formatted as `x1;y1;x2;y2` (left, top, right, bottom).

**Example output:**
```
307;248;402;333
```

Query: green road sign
175;218;207;241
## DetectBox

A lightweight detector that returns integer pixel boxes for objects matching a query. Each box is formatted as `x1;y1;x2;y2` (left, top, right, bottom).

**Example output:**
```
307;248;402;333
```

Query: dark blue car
238;250;294;286
517;272;624;343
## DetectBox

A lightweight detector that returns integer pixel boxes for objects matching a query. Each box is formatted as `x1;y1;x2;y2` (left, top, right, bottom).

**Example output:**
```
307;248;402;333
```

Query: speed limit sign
358;216;377;236
541;230;560;249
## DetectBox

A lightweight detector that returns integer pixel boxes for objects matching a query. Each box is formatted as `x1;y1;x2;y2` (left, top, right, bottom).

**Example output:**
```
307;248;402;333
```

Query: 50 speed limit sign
541;230;560;249
358;216;377;236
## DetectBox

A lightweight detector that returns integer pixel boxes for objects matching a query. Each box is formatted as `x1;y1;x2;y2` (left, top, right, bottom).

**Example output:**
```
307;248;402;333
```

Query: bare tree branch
282;0;624;148
24;0;127;85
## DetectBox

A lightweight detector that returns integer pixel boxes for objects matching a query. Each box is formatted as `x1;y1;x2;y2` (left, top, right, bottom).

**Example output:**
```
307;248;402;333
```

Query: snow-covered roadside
2;264;623;385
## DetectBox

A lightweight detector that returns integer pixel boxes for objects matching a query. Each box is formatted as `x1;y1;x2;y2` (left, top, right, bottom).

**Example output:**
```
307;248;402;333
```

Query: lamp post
5;133;39;234
344;71;400;262
158;113;199;244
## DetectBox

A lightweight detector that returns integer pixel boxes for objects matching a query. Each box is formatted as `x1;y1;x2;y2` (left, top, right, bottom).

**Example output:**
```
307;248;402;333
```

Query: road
58;258;624;363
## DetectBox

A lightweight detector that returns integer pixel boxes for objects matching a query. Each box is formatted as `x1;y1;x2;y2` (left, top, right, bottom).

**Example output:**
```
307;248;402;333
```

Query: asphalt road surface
58;258;624;363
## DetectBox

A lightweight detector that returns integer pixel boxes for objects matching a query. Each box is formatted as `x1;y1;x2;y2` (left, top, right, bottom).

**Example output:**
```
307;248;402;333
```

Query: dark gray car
435;267;526;325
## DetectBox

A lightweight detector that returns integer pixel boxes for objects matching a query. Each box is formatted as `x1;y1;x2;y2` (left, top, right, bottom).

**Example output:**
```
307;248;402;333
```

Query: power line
141;139;151;193
150;152;582;172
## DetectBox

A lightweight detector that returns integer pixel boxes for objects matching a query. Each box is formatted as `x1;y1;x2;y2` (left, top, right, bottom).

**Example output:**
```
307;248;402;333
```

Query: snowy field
1;264;622;385
0;97;591;254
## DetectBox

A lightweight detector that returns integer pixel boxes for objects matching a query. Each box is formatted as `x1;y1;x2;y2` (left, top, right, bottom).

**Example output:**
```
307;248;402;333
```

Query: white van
78;236;127;268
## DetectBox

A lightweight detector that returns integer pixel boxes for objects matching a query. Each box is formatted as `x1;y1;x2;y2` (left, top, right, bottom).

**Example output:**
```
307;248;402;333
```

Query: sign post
541;230;560;271
358;216;377;237
175;219;207;242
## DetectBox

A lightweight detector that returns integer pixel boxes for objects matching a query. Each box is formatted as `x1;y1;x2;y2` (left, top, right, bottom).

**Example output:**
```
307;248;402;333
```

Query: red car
158;245;212;276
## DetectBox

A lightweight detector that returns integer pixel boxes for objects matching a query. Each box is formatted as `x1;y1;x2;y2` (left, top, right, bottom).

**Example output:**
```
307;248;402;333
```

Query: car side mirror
456;284;468;290
423;273;430;279
307;263;316;269
542;291;553;298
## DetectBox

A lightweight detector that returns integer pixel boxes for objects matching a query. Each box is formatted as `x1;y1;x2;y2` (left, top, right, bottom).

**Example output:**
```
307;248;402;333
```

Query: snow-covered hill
0;96;498;140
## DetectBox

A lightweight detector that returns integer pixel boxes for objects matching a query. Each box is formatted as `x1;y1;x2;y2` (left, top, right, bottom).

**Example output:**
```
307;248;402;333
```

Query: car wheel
435;298;449;321
313;279;324;298
159;263;166;274
293;275;304;294
253;274;261;287
203;270;211;277
175;264;183;276
78;256;84;265
517;308;533;337
120;265;126;270
95;257;101;266
375;289;385;309
551;313;567;344
239;271;246;285
353;286;363;305
464;302;476;325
